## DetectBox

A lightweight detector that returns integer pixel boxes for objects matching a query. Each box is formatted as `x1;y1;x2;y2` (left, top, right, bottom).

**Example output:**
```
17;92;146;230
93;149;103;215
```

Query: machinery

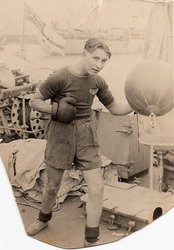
0;69;47;141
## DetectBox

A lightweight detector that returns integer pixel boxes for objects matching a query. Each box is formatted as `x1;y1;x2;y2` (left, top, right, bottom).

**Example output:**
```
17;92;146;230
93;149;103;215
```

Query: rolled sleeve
96;76;115;107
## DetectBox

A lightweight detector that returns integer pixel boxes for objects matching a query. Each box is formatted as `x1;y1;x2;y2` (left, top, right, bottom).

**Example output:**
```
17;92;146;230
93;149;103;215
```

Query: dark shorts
44;118;102;171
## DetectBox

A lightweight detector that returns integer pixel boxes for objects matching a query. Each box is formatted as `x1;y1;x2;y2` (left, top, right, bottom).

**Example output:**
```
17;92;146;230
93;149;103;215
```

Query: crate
81;183;174;231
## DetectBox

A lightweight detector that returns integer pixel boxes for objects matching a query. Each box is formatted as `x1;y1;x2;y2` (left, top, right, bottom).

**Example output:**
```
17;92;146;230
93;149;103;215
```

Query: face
83;48;109;76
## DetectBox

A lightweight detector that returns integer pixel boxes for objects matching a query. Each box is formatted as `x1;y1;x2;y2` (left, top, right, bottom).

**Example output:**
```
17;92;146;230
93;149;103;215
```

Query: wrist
51;102;59;120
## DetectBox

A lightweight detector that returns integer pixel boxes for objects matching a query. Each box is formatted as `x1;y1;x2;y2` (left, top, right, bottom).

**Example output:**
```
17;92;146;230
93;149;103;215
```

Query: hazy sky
0;0;152;35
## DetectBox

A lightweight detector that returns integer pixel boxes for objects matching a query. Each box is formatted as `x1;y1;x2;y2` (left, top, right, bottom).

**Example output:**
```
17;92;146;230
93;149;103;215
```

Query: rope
158;99;174;113
133;0;174;3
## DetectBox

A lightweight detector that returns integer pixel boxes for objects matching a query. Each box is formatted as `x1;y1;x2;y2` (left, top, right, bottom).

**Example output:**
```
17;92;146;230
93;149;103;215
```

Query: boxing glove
51;96;77;123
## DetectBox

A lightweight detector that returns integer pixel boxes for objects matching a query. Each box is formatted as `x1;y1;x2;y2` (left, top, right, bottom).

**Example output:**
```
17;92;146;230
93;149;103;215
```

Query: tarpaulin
0;139;113;208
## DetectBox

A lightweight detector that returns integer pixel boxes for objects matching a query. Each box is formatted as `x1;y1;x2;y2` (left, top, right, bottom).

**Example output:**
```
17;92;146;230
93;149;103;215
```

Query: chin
89;71;98;76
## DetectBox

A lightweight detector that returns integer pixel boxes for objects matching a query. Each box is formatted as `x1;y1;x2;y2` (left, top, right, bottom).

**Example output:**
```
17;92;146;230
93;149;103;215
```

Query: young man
27;38;132;247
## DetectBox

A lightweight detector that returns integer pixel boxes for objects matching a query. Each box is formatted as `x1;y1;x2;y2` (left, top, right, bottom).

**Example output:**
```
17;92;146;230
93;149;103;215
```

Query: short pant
44;118;102;171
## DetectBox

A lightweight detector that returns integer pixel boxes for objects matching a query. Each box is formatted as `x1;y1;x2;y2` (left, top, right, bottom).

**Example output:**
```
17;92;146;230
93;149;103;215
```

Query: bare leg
41;166;64;214
82;167;104;227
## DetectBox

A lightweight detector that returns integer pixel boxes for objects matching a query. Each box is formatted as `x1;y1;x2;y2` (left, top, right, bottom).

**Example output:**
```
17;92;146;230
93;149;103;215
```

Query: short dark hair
84;38;111;58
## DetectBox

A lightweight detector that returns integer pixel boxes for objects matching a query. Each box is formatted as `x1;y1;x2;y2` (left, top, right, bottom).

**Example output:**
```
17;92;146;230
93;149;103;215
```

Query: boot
27;219;48;236
84;238;100;247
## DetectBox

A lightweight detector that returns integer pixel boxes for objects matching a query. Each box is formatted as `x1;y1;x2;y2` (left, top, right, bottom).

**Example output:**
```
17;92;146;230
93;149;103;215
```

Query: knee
88;181;104;199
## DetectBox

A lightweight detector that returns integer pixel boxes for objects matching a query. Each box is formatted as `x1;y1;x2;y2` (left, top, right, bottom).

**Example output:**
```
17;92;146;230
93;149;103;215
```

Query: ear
82;50;87;56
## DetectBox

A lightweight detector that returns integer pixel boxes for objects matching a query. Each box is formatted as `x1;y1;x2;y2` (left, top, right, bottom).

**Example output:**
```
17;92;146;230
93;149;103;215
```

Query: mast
21;1;26;60
89;0;102;37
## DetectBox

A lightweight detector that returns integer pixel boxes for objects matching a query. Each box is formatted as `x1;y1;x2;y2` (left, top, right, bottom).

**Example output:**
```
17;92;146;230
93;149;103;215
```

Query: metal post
158;151;164;192
21;91;27;139
149;113;156;190
149;143;154;190
21;1;26;60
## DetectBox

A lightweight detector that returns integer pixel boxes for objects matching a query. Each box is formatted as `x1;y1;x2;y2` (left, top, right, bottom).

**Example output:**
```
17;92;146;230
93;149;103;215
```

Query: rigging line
131;0;174;3
77;3;101;29
158;99;174;112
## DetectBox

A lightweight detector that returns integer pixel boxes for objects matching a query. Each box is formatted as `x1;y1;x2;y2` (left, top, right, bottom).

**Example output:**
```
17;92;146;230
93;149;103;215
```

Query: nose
95;60;103;70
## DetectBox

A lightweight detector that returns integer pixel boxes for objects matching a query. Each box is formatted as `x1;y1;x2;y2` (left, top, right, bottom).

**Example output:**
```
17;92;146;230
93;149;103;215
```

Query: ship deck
16;167;165;249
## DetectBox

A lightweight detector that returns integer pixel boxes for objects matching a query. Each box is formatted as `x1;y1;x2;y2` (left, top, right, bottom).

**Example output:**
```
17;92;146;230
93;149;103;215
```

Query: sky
0;0;152;35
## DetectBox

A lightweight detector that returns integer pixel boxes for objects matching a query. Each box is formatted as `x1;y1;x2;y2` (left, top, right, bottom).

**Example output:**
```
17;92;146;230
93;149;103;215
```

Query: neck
70;60;89;76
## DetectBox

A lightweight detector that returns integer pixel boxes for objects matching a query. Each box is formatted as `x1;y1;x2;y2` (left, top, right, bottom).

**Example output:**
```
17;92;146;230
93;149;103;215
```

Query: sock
39;210;52;222
85;225;99;243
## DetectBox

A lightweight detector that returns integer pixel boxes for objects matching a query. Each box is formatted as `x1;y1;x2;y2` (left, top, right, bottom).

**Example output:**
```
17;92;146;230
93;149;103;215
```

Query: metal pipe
0;125;43;134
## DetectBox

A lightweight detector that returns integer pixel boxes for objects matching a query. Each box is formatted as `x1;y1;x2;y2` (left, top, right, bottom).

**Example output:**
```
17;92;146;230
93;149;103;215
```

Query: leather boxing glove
51;96;77;123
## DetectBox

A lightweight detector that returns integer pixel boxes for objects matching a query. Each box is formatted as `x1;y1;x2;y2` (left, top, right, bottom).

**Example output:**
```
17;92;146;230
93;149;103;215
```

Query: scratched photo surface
0;0;174;249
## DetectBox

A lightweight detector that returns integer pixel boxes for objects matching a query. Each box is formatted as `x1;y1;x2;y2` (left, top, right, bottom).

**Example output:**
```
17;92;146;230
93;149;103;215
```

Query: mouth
91;68;100;73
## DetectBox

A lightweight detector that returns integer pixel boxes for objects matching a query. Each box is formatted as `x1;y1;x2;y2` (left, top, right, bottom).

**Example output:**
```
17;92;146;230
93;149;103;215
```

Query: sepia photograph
0;0;174;249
